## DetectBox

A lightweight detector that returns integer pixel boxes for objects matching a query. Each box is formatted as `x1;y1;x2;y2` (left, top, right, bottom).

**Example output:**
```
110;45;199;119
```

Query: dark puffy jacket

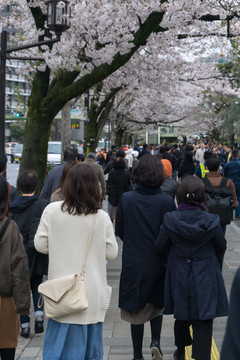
155;209;228;321
107;168;132;206
10;196;49;277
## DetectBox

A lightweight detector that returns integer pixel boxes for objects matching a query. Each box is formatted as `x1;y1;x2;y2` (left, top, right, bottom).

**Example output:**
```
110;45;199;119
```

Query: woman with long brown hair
34;163;118;360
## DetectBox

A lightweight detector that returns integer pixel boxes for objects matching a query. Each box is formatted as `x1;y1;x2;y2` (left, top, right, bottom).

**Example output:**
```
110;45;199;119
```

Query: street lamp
47;0;71;39
0;0;71;155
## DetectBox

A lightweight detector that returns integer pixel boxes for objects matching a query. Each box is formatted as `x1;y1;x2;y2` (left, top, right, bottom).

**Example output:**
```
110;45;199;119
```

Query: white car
47;141;62;165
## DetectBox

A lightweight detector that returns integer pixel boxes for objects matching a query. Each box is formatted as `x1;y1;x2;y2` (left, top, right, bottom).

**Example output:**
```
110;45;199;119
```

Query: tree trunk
228;117;235;146
85;118;99;153
61;101;72;156
20;110;52;193
115;128;125;147
19;70;51;193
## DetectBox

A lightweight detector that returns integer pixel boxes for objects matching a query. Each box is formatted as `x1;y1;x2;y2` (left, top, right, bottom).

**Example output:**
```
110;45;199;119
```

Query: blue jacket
40;163;65;201
155;209;228;321
224;159;240;184
116;184;176;312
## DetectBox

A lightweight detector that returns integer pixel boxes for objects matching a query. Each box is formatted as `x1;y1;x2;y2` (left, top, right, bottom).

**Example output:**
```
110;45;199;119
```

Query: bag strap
202;176;214;189
219;177;228;189
81;214;97;275
0;218;11;243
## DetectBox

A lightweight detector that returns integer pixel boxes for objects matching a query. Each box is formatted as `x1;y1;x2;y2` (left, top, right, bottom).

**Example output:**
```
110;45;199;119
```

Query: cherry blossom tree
1;0;240;188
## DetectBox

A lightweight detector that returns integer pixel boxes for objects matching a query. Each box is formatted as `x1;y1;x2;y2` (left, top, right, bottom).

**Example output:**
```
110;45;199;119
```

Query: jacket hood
164;209;220;242
10;195;39;214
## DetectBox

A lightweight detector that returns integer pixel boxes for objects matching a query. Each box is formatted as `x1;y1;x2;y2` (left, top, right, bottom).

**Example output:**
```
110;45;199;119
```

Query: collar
206;171;222;178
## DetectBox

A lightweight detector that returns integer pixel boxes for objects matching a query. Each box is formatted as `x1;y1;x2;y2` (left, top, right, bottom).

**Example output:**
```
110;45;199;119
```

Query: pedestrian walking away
224;149;240;218
155;175;228;360
10;170;49;338
116;155;176;360
34;163;118;360
0;176;30;360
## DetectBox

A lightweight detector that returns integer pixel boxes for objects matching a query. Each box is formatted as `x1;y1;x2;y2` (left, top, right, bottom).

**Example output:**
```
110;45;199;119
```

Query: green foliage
10;123;24;142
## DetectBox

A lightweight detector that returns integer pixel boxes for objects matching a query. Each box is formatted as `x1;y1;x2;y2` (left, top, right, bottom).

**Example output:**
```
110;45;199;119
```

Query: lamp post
0;0;70;155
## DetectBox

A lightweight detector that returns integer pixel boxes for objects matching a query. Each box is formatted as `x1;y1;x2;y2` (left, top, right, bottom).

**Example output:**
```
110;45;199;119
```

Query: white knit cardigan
34;202;118;324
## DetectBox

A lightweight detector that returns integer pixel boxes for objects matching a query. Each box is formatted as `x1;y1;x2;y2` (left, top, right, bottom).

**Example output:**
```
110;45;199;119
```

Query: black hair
112;157;126;169
63;148;77;162
203;150;213;161
177;175;205;205
0;153;7;173
132;154;165;187
17;170;38;194
206;156;220;172
186;144;194;152
232;149;239;159
116;150;125;158
183;151;194;164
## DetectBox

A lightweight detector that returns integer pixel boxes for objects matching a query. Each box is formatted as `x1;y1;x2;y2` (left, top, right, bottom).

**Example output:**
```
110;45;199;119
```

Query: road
6;158;20;187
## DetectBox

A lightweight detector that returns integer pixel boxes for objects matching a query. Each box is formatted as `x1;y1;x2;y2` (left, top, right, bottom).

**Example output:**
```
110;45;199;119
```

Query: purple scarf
178;202;207;211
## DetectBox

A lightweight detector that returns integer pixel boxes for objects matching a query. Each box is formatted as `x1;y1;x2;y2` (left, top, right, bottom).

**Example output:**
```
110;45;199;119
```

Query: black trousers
0;348;15;360
174;319;213;360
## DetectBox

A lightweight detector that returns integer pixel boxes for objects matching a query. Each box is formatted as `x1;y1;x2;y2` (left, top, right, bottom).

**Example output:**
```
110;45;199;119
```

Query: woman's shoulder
97;209;111;221
42;200;64;215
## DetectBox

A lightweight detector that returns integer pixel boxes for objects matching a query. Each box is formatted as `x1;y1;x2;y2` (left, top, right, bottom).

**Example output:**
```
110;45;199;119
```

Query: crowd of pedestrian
0;138;240;360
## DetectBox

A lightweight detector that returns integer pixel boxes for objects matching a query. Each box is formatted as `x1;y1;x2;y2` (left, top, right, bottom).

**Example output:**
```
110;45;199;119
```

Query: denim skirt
43;319;103;360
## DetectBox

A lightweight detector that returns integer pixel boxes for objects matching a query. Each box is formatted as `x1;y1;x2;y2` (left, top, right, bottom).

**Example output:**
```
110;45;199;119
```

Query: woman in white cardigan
34;163;118;360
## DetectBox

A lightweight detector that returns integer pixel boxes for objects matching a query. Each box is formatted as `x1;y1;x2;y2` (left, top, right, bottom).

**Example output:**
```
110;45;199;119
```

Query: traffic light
71;121;80;129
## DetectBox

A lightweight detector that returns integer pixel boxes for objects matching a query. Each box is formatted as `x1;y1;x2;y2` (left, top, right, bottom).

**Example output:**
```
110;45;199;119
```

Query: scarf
178;202;207;211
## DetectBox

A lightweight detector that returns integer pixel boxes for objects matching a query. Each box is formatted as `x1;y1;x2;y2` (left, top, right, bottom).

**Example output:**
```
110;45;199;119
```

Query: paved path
15;217;240;360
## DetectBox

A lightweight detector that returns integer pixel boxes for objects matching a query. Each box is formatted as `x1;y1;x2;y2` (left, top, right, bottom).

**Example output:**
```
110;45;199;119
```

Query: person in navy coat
155;175;228;360
116;155;176;360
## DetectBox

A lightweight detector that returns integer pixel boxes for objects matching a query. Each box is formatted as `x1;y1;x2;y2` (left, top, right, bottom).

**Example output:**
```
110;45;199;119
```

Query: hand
102;195;106;201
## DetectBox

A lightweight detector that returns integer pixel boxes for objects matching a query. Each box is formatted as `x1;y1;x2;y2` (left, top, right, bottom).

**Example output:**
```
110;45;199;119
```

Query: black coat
155;209;229;321
116;184;176;312
10;196;49;277
107;168;132;206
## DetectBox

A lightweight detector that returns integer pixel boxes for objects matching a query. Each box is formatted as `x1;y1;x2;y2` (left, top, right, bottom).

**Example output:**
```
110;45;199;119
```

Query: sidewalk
15;217;240;360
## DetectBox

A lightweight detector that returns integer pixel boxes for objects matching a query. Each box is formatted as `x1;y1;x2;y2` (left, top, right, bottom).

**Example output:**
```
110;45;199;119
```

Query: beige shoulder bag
38;214;97;318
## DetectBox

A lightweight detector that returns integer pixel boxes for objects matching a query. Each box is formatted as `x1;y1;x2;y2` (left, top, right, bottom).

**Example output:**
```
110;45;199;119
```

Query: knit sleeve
34;206;50;254
105;214;118;261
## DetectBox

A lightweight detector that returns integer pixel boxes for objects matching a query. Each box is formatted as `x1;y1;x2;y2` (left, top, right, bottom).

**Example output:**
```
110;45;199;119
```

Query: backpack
202;177;234;225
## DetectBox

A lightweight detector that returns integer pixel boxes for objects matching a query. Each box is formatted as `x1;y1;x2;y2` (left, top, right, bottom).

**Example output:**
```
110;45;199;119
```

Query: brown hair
132;154;165;187
61;163;102;215
0;176;9;219
177;175;205;205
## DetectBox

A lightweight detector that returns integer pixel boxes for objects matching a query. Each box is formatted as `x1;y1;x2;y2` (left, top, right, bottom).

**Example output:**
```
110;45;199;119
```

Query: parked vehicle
47;141;62;165
11;143;23;163
5;142;18;156
47;141;84;165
